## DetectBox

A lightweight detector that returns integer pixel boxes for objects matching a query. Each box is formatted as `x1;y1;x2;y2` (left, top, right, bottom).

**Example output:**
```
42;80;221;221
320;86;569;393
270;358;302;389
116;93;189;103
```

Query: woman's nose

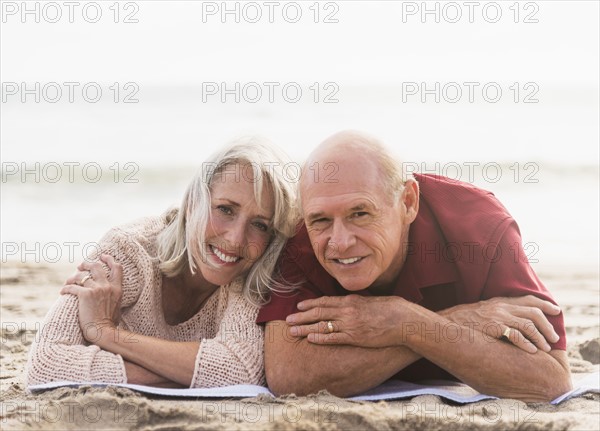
222;218;247;249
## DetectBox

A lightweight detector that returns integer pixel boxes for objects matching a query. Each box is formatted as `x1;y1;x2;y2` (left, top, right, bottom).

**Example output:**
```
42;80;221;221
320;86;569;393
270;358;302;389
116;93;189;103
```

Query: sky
1;1;598;165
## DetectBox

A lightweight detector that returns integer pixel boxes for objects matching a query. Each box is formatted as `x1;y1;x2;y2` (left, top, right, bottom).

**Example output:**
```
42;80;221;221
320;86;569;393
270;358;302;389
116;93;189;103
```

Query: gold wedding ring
326;321;335;334
79;273;93;286
502;327;511;340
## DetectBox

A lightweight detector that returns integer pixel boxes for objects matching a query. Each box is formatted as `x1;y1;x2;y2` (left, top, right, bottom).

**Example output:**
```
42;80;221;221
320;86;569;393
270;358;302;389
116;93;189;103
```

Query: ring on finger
326;321;335;334
501;327;511;340
79;273;93;286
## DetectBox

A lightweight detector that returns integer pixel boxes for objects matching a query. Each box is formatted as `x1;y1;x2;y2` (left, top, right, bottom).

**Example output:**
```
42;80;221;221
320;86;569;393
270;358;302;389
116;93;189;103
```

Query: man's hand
441;295;561;353
286;295;408;348
286;294;561;354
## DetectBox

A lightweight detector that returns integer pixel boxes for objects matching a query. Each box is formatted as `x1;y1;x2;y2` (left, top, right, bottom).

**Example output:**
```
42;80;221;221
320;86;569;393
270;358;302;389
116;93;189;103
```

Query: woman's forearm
123;361;186;387
26;295;128;386
98;327;200;387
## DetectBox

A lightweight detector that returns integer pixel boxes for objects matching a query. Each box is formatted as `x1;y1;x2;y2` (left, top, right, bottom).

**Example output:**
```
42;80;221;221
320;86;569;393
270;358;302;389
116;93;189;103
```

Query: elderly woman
26;137;298;388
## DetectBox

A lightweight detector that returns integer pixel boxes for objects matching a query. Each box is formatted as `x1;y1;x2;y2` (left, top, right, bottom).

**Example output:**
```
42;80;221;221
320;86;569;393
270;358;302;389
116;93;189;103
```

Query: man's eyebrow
307;203;375;221
350;202;380;212
306;211;325;222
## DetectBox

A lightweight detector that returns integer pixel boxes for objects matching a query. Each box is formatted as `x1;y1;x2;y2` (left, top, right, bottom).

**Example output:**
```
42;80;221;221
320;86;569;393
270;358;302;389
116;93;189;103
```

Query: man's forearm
402;305;571;402
267;293;570;399
265;321;421;397
267;303;571;400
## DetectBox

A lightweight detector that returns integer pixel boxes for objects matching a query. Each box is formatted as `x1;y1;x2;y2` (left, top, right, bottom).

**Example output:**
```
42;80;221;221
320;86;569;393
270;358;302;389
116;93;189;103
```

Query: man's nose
328;220;356;254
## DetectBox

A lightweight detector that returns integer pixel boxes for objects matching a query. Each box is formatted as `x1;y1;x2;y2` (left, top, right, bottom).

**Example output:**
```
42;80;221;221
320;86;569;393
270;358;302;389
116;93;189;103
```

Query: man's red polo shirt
257;173;566;382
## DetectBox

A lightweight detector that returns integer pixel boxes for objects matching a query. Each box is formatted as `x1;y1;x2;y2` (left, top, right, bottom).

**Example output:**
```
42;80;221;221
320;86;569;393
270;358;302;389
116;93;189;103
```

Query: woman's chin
199;264;247;287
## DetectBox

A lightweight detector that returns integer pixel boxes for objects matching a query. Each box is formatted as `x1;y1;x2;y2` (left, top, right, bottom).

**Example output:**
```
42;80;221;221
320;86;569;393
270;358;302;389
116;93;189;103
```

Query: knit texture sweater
26;213;265;388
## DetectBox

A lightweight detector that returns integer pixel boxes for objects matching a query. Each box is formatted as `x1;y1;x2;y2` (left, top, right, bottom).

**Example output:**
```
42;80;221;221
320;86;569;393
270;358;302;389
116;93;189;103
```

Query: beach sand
1;262;599;430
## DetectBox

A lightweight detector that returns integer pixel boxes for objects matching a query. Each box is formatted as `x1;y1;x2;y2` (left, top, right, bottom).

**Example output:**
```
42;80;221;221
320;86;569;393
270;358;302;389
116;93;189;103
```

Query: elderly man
259;131;572;402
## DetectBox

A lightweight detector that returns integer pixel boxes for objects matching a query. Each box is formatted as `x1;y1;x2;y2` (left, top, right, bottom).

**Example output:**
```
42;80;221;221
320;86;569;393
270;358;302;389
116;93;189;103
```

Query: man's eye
352;212;368;218
217;205;233;215
309;218;329;228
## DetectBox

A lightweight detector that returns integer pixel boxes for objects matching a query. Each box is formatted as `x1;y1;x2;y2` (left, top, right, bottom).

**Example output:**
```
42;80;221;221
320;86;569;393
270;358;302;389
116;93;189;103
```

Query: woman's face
199;163;275;287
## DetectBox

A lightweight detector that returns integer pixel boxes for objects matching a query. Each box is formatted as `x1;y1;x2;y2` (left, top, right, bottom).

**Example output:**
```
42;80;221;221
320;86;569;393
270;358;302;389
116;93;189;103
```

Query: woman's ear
402;179;420;224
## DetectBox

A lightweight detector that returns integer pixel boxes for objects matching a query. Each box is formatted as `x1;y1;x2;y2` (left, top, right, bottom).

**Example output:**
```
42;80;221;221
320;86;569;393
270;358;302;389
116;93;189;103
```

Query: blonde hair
157;136;299;305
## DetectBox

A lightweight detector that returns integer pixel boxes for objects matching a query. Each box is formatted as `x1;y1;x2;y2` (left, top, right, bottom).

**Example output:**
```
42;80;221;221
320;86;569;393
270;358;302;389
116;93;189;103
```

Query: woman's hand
61;254;123;343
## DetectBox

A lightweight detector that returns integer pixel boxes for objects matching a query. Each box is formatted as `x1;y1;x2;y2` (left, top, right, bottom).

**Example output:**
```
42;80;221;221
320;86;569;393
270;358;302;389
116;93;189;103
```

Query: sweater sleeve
25;294;129;385
26;225;146;386
190;285;265;388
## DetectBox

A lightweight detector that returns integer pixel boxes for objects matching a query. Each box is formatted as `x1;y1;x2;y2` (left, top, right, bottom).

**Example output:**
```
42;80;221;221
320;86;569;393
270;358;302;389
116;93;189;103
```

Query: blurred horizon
1;1;598;268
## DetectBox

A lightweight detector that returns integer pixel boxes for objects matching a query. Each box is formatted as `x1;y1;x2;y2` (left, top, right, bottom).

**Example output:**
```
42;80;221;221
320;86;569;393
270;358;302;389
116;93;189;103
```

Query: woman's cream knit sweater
26;213;265;388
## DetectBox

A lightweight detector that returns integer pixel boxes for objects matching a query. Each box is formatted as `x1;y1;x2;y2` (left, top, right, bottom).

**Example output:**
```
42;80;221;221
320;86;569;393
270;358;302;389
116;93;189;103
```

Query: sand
1;262;599;430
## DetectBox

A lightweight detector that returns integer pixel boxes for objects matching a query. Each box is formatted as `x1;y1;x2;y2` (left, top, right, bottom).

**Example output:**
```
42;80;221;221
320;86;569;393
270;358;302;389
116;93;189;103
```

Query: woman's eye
217;205;233;216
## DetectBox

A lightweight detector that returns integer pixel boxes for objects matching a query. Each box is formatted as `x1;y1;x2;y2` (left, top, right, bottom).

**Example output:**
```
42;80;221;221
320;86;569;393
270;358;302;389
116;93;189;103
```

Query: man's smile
328;256;365;265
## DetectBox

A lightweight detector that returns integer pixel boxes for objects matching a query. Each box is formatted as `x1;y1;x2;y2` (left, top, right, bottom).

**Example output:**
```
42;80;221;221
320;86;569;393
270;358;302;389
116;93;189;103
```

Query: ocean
1;85;598;270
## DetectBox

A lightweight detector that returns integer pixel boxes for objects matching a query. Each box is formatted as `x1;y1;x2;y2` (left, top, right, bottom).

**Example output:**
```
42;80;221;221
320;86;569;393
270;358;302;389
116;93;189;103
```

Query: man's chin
336;278;370;292
322;265;371;291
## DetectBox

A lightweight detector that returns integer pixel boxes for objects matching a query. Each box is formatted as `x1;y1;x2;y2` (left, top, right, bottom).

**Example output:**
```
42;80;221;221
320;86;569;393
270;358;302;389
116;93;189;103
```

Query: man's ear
402;179;419;224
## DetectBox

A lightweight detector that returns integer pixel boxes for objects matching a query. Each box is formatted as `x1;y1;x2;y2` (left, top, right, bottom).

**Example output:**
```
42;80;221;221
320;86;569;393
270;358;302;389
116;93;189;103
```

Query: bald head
306;130;386;171
301;130;408;207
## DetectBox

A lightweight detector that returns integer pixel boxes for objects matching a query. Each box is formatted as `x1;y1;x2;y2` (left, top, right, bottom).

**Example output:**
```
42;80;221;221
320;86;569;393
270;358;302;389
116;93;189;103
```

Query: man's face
302;156;414;291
